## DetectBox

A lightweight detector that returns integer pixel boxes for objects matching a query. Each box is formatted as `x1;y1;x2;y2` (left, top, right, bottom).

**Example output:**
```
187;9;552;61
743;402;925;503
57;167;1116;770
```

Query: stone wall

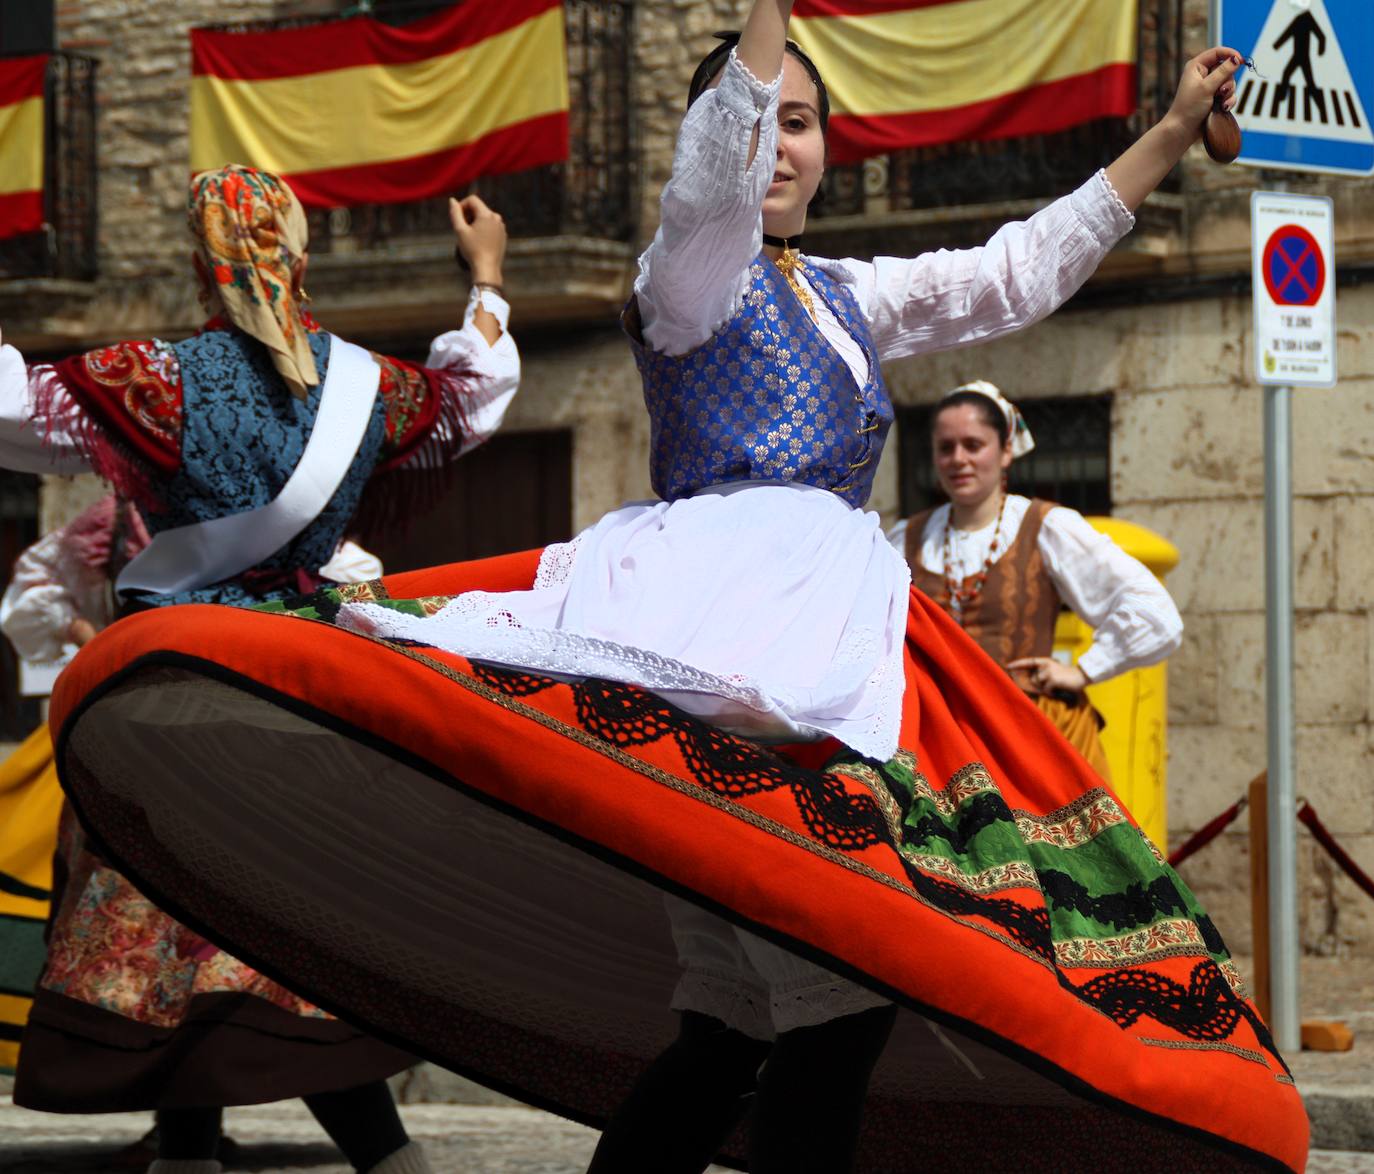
886;279;1374;958
15;0;1374;956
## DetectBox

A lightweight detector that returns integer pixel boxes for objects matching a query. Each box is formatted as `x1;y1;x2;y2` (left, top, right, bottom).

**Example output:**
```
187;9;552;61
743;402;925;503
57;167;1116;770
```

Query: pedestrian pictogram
1272;7;1326;100
1251;192;1336;387
1218;0;1374;176
1261;224;1325;307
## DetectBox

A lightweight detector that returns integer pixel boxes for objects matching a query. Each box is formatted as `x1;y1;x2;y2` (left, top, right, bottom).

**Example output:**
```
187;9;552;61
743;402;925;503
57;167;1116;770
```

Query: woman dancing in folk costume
0;495;149;1078
38;8;1306;1174
888;382;1183;783
0;165;518;1174
0;500;386;1163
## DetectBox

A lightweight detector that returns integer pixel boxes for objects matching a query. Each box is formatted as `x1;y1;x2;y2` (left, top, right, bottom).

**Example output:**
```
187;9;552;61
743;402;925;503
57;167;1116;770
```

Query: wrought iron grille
897;396;1113;518
268;0;638;251
0;52;98;281
817;0;1185;216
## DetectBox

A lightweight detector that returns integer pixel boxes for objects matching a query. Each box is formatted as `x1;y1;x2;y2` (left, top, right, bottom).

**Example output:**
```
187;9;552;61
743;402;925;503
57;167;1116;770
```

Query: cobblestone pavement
2;956;1369;1171
0;1099;732;1173
1;1098;1369;1173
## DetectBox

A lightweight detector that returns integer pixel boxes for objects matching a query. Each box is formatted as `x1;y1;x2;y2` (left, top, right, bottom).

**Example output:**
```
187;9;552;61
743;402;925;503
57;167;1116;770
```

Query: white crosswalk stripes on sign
1235;0;1373;146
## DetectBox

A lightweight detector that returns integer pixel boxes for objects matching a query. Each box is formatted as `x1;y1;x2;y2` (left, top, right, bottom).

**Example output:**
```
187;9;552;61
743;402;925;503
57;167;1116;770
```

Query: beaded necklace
941;492;1007;617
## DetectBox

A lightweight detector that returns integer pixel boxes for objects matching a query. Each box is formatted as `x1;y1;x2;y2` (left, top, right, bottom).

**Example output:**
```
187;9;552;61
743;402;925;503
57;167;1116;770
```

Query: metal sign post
1251;188;1336;1055
1261;379;1299;1055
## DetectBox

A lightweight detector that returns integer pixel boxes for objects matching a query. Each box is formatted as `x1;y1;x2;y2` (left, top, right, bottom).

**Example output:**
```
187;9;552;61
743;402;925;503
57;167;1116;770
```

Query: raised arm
735;0;793;117
450;195;507;348
1104;46;1242;211
838;46;1243;362
373;193;519;472
635;51;784;356
0;335;92;476
841;169;1137;362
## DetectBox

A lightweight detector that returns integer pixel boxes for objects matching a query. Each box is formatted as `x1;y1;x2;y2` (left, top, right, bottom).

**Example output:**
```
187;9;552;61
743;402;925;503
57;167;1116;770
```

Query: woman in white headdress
888;380;1183;778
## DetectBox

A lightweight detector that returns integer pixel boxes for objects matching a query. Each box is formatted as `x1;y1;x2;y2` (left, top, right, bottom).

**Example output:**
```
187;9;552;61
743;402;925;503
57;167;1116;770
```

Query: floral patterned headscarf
188;165;317;400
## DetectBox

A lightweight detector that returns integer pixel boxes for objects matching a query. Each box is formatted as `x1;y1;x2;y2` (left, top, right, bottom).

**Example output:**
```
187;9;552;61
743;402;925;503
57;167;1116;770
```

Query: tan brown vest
906;498;1063;695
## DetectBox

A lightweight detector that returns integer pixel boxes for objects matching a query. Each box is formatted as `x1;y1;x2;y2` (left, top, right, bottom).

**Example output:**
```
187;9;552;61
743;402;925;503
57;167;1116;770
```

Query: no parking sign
1252;191;1336;386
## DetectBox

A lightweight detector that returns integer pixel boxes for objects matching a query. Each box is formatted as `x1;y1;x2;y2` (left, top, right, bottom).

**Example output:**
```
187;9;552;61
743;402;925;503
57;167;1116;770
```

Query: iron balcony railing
815;0;1185;217
213;0;637;252
0;52;99;281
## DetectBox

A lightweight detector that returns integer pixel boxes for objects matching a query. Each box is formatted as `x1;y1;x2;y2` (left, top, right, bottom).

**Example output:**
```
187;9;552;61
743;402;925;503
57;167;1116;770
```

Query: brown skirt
14;811;412;1112
1032;694;1111;782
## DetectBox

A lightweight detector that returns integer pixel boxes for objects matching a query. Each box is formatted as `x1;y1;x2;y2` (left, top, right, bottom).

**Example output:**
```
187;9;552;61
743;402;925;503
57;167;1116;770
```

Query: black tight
749;1004;897;1174
302;1080;411;1172
155;1079;409;1171
587;1003;897;1174
587;1010;772;1174
155;1106;223;1161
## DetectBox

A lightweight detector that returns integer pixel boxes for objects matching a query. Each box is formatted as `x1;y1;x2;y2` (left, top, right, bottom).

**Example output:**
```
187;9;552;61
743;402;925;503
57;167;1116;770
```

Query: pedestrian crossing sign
1216;0;1374;175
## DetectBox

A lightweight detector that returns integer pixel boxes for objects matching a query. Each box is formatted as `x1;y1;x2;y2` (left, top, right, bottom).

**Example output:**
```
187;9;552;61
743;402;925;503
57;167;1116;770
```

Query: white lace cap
943;380;1035;459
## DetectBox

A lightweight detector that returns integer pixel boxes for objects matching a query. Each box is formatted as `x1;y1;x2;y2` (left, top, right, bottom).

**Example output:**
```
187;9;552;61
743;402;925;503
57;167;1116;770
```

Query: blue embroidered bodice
134;329;388;608
629;255;892;509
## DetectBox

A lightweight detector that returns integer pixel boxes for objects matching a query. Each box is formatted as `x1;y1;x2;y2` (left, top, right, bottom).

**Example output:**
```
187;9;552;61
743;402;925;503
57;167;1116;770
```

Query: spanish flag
790;0;1138;164
190;1;569;209
0;55;47;241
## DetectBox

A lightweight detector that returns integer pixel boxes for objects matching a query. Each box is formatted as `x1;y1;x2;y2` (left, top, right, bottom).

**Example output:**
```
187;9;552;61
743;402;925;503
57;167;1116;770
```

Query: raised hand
1168;46;1243;137
450;195;506;288
1104;46;1245;211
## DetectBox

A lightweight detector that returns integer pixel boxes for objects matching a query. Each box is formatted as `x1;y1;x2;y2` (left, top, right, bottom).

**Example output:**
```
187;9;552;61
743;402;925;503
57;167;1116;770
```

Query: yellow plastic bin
1053;518;1179;851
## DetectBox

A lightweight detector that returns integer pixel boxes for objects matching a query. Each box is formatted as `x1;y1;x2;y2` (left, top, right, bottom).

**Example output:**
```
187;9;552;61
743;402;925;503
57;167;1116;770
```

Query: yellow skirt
1034;694;1112;783
0;724;62;1074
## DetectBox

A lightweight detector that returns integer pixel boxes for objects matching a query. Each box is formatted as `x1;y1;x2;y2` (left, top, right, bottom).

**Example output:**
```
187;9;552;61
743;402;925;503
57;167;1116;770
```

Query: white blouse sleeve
634;51;783;357
0;343;91;474
826;170;1135;363
1038;507;1183;683
420;286;520;459
319;539;384;585
885;516;910;556
0;530;80;663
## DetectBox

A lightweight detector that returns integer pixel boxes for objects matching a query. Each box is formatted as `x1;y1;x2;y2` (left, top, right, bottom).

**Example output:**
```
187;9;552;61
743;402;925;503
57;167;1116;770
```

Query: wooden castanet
1204;92;1242;164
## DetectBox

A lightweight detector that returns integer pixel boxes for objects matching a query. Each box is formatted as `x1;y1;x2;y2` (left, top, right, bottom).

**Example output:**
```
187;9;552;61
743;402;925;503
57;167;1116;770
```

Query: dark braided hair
687;31;830;134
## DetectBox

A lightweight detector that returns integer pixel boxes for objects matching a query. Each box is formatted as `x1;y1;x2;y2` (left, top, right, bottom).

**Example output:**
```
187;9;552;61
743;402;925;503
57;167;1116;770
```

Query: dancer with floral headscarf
0;164;518;1174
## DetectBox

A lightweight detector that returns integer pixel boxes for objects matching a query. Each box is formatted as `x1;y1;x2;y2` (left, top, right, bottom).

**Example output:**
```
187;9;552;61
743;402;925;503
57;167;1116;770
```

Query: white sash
117;336;382;596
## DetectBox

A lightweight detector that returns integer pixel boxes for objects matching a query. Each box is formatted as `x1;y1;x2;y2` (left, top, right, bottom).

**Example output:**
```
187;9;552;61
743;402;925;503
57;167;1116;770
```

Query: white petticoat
338;481;911;762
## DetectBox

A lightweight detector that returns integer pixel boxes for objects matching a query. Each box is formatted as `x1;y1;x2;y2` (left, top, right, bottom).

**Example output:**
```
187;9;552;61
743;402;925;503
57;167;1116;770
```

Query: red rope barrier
1167;796;1247;868
1298;801;1374;904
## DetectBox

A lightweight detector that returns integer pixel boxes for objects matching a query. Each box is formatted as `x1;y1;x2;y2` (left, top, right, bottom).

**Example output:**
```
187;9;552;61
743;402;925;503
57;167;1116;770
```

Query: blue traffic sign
1217;0;1374;176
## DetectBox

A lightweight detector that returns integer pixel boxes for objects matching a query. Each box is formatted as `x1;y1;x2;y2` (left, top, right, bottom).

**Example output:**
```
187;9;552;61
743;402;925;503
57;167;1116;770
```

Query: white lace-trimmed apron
339;479;911;1034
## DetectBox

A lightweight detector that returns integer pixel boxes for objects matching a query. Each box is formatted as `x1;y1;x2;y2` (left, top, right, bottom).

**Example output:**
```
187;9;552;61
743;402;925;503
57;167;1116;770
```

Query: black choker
763;233;803;251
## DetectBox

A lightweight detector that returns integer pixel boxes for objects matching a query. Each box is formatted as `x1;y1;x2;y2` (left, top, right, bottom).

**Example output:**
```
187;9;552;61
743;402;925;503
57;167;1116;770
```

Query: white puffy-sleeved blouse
635;52;1135;380
887;495;1183;682
0;288;519;476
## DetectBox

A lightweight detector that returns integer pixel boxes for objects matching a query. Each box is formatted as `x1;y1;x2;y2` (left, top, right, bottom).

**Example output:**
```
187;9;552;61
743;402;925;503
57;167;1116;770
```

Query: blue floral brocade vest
629;255;893;509
141;330;389;608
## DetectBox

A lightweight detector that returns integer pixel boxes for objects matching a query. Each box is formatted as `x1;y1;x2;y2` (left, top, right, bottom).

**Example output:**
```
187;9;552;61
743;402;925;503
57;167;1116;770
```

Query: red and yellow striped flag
790;0;1138;164
190;2;569;208
0;55;47;240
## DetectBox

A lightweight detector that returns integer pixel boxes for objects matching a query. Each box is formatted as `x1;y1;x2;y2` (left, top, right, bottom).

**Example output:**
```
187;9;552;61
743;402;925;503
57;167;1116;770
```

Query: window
896;395;1112;518
369;0;454;24
371;430;573;573
0;0;54;54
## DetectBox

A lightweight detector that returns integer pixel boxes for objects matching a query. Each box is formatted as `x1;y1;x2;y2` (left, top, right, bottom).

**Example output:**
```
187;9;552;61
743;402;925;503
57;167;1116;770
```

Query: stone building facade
2;0;1372;956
